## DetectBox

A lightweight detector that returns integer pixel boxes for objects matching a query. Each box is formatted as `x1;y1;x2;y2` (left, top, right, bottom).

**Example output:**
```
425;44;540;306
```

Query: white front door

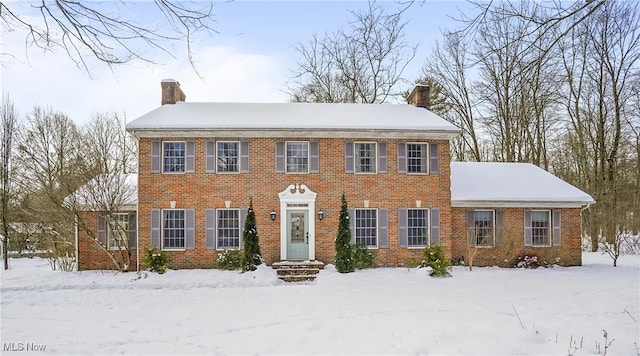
287;210;309;260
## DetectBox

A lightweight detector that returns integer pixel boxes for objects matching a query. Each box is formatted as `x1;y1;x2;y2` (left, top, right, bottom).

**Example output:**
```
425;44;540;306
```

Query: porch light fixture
270;211;277;221
318;209;324;221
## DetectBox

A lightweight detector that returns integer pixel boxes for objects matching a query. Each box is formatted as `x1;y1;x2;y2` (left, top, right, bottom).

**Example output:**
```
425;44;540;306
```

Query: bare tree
1;1;215;73
289;1;416;103
1;93;18;269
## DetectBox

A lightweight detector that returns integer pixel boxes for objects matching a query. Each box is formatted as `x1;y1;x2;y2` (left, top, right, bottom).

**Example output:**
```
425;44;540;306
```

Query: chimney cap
161;78;179;84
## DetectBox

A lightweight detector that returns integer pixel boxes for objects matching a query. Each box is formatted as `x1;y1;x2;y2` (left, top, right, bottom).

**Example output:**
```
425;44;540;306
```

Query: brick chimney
161;79;186;105
407;82;430;110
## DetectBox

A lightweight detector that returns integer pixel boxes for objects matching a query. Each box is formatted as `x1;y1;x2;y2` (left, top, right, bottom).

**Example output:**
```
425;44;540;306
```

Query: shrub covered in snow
335;193;354;273
515;254;550;269
142;248;168;274
351;243;375;269
216;249;244;270
242;199;262;272
419;245;451;277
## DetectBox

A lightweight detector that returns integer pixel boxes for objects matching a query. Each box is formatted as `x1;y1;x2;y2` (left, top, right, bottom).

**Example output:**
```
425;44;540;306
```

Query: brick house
76;80;594;270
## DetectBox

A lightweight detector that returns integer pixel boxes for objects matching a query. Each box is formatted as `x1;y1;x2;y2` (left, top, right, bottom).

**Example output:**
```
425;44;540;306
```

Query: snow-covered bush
216;249;244;271
351;243;375;269
142;248;168;274
418;246;451;277
515;255;550;269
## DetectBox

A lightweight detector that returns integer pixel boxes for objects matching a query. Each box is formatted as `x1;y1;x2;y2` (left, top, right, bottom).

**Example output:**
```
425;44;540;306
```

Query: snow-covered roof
68;173;138;210
126;102;461;139
450;162;594;208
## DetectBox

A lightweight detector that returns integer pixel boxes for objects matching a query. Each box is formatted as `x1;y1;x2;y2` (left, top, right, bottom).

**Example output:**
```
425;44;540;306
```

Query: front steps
272;261;325;282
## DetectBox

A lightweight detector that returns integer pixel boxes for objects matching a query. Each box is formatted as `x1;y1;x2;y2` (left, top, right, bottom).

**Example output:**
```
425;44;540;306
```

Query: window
108;213;129;249
163;141;185;173
530;210;551;246
217;141;239;173
163;209;185;249
406;143;428;173
217;209;240;249
472;210;495;247
355;209;377;248
286;141;309;173
355;142;377;173
407;209;429;247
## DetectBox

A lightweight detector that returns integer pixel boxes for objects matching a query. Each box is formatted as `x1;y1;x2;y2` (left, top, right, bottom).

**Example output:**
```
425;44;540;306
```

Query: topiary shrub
351;243;375;269
418;245;451;277
242;199;263;271
216;249;244;270
142;247;169;274
335;193;354;273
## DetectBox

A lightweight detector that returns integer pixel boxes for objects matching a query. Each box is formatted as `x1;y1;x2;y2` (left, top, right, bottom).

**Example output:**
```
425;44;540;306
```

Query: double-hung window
217;209;240;249
406;143;428;173
355;142;377;173
354;209;378;248
108;213;130;249
407;208;429;247
286;141;309;173
163;141;186;173
468;210;495;247
217;141;239;173
163;209;185;249
530;210;550;246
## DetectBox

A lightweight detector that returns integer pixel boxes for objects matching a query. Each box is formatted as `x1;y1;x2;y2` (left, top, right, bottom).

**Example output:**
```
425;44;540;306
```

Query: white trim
160;208;187;251
529;209;552;247
215;208;241;250
74;218;79;271
278;184;317;260
405;142;429;175
406;207;430;248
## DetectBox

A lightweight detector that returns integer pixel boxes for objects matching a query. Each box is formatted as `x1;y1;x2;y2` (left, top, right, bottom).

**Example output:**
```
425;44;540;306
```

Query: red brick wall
136;137;453;269
451;207;582;267
77;211;138;271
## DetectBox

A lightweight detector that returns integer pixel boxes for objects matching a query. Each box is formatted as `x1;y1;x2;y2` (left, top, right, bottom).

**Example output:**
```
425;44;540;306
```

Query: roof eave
450;199;595;209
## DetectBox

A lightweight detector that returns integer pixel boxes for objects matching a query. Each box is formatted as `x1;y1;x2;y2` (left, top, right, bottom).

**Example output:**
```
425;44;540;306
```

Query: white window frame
285;141;309;174
473;210;495;248
216;141;240;174
107;213;129;250
407;208;429;248
529;209;551;247
354;142;378;174
162;209;186;251
216;208;241;250
406;142;429;174
162;141;186;173
354;208;378;249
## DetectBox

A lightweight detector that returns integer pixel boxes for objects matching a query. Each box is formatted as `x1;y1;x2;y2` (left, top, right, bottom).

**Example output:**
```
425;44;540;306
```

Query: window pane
473;211;494;246
163;142;185;173
163;210;185;249
407;209;428;247
108;214;129;249
286;142;308;173
406;143;427;173
355;209;377;247
217;209;240;248
531;211;550;246
217;142;239;172
355;143;377;173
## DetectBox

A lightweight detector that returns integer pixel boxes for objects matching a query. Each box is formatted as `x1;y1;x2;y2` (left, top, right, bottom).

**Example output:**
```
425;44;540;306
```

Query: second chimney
161;79;186;105
407;82;430;110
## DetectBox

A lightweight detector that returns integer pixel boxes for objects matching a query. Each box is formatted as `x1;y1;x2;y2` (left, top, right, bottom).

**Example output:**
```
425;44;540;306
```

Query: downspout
74;216;79;272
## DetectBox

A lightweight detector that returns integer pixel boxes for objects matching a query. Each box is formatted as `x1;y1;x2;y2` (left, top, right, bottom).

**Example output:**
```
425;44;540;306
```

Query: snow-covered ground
1;253;638;355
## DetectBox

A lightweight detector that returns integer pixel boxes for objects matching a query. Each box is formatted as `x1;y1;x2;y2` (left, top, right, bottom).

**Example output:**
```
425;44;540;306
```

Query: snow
451;162;595;208
1;253;638;355
125;102;461;135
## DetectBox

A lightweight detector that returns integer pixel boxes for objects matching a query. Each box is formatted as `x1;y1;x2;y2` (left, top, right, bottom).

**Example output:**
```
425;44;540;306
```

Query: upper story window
286;141;309;173
406;143;428;173
397;142;438;174
467;210;495;247
217;141;239;173
355;142;377;173
163;141;185;173
151;141;194;174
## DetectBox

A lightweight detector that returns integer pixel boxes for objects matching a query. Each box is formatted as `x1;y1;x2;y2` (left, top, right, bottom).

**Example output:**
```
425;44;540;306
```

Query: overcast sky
1;1;470;125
